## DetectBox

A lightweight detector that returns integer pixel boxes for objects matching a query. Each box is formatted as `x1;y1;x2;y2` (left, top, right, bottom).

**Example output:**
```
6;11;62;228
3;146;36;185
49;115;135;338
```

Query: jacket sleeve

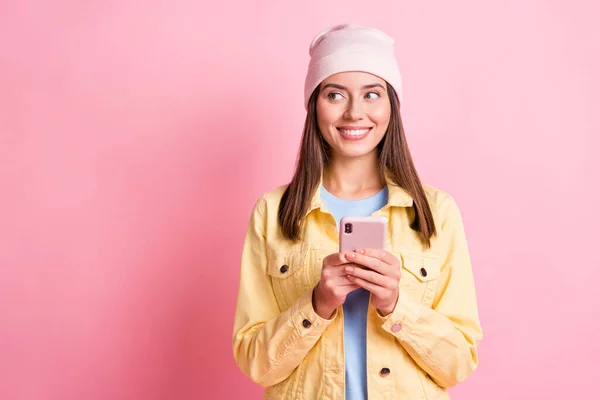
379;194;483;388
232;196;337;387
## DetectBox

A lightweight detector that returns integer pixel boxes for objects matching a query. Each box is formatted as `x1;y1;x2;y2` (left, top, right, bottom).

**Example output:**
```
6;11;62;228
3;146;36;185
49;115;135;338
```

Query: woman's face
316;71;391;160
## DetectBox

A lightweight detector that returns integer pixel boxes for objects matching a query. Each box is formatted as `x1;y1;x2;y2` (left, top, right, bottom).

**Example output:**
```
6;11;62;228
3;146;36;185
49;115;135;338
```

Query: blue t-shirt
320;184;389;400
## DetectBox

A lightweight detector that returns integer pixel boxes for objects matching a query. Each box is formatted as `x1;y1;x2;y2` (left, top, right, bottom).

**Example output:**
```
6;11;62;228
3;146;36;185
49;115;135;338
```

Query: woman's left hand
345;249;401;317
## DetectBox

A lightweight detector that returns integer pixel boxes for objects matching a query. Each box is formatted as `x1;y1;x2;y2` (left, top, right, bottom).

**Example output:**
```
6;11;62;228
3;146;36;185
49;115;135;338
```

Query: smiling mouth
336;127;372;140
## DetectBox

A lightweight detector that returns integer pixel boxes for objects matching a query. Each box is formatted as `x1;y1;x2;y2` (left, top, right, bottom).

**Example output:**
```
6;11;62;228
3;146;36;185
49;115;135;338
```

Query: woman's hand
312;252;360;319
344;249;401;316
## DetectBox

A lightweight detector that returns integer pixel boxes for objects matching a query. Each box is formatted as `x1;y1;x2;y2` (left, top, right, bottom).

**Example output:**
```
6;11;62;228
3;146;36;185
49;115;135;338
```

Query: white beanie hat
304;24;403;110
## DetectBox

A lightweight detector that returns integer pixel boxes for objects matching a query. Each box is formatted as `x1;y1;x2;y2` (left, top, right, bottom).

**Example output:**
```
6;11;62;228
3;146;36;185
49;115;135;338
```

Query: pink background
1;1;599;399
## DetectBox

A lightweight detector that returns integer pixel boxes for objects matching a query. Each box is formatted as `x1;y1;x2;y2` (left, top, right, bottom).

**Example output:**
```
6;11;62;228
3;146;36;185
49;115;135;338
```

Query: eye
327;92;344;100
365;92;381;99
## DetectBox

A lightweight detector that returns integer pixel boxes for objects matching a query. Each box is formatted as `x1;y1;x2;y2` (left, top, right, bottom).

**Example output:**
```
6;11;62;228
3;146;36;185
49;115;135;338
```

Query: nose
343;99;364;121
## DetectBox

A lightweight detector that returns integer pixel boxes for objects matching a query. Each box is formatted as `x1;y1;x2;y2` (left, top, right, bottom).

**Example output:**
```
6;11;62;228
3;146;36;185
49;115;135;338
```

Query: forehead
321;71;387;89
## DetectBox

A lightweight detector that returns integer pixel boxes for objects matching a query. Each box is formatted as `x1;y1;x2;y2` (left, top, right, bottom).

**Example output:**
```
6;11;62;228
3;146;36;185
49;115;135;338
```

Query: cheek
316;102;334;123
370;106;391;126
316;102;339;133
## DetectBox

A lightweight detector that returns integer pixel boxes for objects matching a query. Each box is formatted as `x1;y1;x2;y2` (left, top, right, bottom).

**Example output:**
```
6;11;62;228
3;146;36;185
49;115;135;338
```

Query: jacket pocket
267;243;312;310
392;250;442;306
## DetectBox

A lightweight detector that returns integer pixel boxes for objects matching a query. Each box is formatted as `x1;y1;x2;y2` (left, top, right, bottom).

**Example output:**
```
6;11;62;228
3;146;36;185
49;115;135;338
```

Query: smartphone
339;216;387;254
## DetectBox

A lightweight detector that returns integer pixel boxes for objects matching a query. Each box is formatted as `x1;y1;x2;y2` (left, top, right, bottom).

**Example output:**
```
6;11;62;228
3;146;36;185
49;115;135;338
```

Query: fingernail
347;253;355;259
345;266;353;272
356;249;364;254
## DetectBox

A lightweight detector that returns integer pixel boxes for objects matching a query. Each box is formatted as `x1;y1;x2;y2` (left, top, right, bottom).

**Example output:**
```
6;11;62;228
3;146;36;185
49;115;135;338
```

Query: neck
322;153;384;199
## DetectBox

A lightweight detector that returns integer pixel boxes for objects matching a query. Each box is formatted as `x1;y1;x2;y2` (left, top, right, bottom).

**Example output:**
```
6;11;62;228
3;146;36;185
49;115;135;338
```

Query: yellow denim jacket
232;174;483;399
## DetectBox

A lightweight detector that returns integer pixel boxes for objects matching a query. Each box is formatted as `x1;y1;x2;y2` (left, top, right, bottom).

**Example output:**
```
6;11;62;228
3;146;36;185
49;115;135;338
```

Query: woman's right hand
312;252;360;319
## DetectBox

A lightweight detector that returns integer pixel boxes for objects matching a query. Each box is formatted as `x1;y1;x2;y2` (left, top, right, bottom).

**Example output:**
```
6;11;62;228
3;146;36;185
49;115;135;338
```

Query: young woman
232;24;483;399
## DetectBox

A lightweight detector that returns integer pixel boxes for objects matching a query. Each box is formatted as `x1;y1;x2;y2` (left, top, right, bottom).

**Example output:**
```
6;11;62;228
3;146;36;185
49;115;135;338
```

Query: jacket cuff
291;287;337;337
377;287;422;340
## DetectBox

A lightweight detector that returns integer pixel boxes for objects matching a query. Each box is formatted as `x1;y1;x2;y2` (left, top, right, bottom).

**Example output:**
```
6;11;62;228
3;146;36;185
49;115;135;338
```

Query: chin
333;146;378;159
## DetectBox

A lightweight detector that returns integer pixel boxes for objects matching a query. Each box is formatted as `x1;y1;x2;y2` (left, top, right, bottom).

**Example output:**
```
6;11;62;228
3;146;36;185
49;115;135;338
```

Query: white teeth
339;128;370;136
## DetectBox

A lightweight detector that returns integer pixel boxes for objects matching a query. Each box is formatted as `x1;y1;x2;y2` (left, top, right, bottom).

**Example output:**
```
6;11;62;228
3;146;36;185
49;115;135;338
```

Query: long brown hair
278;83;436;248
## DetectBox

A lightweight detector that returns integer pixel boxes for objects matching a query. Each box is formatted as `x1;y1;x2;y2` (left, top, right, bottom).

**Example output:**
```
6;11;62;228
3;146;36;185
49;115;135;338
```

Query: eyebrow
322;83;386;91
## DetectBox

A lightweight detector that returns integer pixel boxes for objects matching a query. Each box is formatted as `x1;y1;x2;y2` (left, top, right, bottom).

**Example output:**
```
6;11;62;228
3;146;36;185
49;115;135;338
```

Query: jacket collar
305;168;413;217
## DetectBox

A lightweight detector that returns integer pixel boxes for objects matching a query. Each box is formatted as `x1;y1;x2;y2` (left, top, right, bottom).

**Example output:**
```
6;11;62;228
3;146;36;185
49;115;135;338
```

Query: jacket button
302;319;312;328
391;323;402;333
420;267;427;277
380;367;391;377
280;264;289;273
